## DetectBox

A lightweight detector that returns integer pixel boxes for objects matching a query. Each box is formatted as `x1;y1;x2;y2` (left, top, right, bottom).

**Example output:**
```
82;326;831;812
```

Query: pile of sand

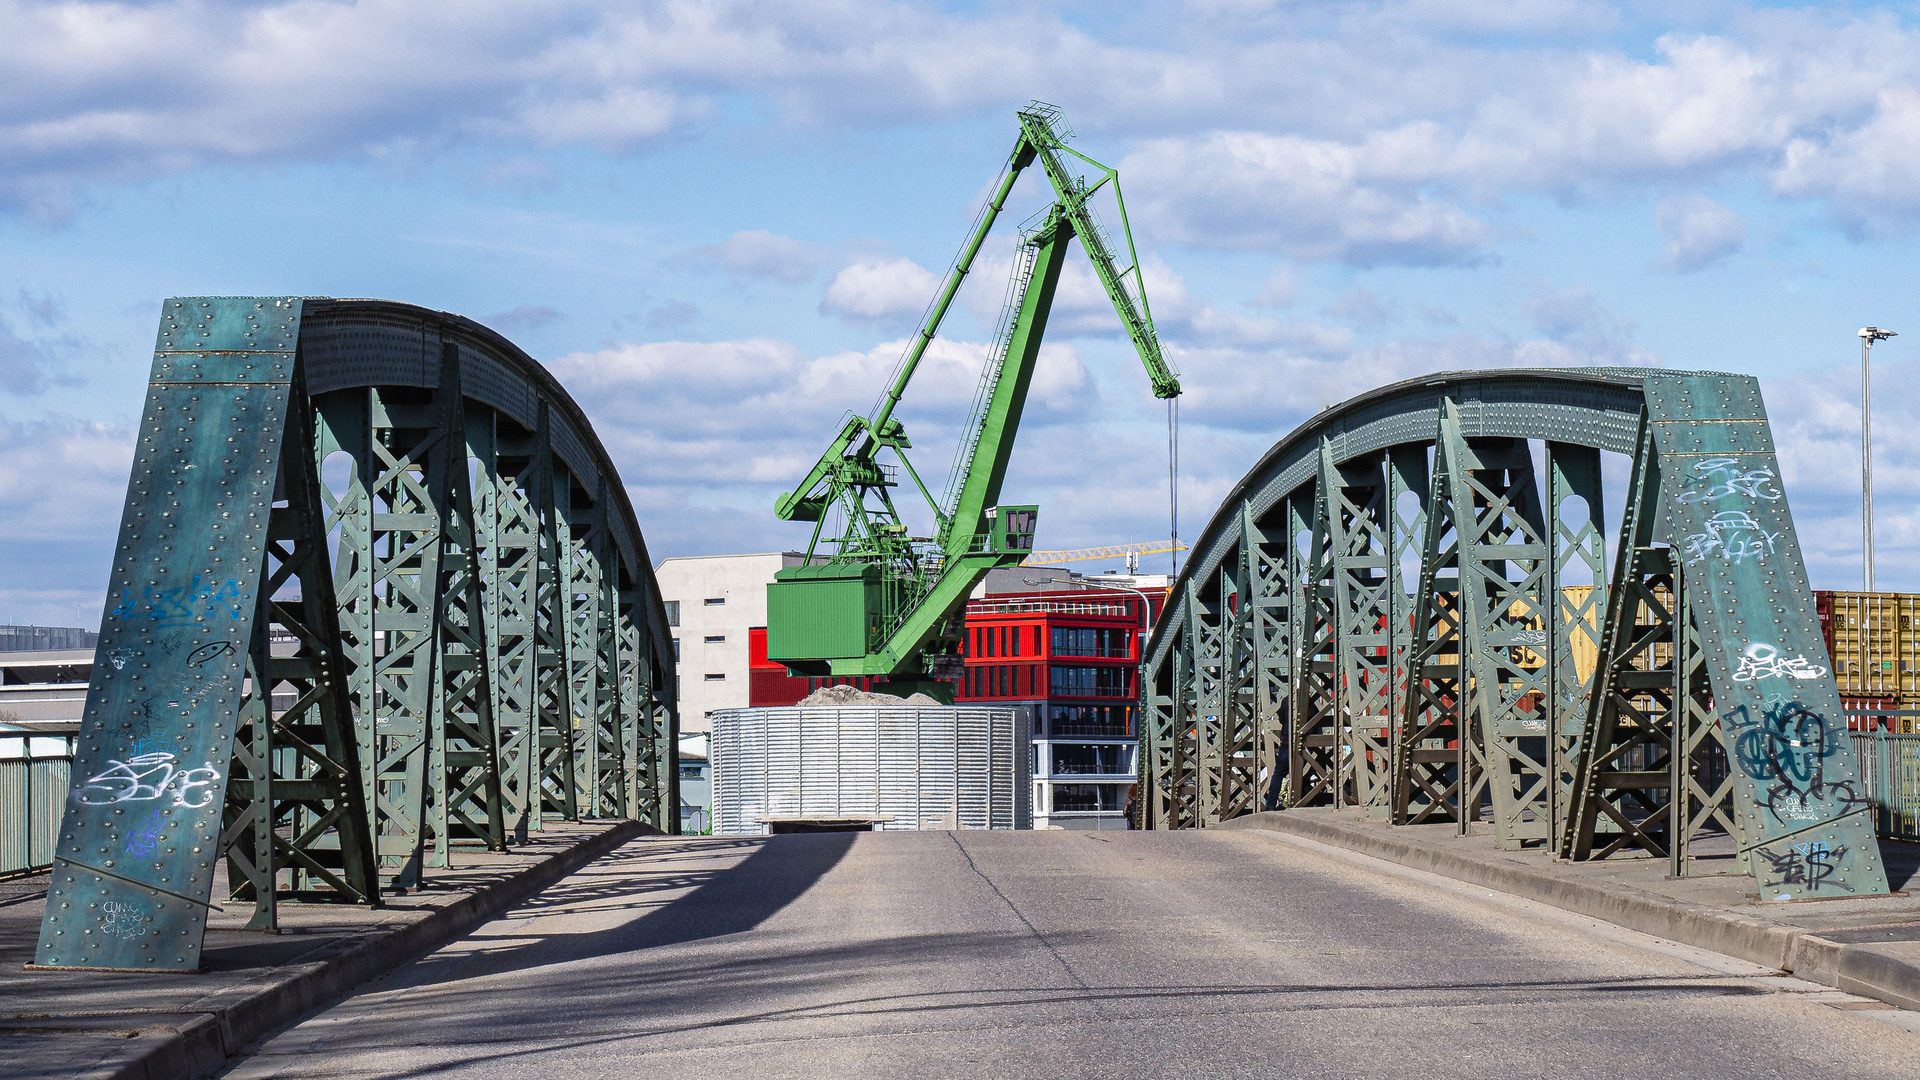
799;684;944;707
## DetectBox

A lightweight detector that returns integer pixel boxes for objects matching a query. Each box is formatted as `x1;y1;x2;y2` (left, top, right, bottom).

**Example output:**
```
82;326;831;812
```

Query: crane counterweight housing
768;102;1178;700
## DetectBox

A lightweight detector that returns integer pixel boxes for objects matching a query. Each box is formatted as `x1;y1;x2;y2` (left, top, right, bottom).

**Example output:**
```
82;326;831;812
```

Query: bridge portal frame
33;297;677;973
1143;368;1886;902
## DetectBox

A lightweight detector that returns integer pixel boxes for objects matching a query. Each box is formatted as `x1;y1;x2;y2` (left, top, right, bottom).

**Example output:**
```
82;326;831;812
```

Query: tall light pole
1861;327;1897;592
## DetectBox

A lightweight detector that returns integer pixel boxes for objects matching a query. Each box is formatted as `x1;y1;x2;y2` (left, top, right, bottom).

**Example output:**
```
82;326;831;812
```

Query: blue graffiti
110;577;248;628
123;807;166;858
1721;699;1870;822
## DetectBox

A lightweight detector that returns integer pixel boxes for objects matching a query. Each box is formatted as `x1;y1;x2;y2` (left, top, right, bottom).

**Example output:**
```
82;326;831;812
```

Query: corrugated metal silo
709;706;1030;835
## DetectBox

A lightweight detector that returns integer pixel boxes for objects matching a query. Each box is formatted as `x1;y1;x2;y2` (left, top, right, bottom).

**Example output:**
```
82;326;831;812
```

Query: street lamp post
1860;327;1897;592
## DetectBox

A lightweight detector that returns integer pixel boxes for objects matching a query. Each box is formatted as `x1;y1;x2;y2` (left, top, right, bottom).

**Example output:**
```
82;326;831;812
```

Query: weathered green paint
1143;368;1889;901
36;297;308;970
35;296;678;971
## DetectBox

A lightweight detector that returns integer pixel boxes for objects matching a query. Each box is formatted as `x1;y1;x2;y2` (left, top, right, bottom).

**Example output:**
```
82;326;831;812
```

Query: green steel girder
1142;367;1889;900
36;297;678;972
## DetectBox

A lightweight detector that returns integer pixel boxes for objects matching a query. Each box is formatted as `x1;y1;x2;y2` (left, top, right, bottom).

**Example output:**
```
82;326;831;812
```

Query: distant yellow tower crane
1020;540;1188;567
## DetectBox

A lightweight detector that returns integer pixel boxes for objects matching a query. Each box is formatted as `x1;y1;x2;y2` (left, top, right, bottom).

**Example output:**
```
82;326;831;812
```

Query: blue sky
7;0;1920;627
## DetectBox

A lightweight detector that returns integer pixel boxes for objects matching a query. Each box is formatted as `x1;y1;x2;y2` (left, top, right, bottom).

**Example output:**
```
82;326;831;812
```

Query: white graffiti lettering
1732;642;1829;683
1676;457;1784;505
74;752;221;808
99;900;149;940
1683;509;1781;566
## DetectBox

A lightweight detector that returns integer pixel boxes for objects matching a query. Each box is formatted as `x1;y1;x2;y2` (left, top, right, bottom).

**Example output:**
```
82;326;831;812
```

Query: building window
705;635;725;644
1051;783;1126;811
678;764;704;779
1051;627;1130;658
673;638;681;662
1051;744;1132;776
1051;665;1129;697
704;672;726;682
1033;625;1042;655
665;601;680;626
1011;627;1021;657
704;597;725;606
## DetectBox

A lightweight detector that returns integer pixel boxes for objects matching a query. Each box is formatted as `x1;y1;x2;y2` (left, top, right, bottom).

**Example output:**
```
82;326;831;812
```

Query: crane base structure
770;103;1180;697
1141;367;1889;903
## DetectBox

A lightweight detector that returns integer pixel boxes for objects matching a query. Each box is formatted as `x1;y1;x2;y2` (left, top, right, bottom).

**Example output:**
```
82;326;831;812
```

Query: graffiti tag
123;807;167;858
1682;509;1782;566
1756;840;1852;895
1732;643;1829;683
109;576;248;628
185;639;237;668
74;752;221;809
98;901;149;940
1676;457;1783;505
1722;699;1869;822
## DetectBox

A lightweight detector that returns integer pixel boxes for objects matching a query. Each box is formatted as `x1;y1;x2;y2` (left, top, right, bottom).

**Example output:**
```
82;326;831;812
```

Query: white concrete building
653;552;810;734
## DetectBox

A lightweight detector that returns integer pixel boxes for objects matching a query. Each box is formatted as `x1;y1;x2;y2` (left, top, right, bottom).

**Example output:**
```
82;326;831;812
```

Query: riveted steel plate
1644;372;1889;900
33;297;302;970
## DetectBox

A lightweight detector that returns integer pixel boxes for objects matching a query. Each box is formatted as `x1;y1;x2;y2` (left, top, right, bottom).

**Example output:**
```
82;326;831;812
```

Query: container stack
1814;591;1920;731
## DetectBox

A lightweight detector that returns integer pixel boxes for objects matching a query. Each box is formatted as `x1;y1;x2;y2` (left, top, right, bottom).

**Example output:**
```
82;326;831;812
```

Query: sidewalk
0;820;653;1080
1222;808;1920;1010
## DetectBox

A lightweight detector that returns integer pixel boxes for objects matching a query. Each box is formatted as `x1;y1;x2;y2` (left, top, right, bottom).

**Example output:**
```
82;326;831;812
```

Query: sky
7;0;1920;628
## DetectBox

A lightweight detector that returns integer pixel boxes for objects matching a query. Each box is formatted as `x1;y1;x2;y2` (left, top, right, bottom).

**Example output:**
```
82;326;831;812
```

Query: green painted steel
769;103;1180;692
1143;368;1890;902
35;297;678;971
37;298;324;969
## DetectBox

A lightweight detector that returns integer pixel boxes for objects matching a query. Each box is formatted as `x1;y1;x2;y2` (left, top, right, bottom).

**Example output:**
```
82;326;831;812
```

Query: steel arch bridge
35;297;677;971
1140;367;1888;902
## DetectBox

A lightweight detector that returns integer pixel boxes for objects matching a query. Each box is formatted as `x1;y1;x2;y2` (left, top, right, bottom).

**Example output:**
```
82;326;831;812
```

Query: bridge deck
199;830;1920;1078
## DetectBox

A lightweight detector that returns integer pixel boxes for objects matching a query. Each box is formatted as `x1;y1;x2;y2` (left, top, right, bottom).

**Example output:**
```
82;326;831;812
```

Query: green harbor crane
768;102;1181;701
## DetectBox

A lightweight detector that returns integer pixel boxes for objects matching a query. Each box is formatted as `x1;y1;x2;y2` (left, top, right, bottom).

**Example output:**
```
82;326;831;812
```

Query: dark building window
704;597;725;606
1051;627;1130;658
1050;705;1134;737
665;601;680;626
1050;665;1130;697
1052;744;1131;776
1052;784;1126;812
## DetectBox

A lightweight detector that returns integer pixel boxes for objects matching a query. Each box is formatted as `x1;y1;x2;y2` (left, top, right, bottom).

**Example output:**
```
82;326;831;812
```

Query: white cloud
1657;195;1746;271
1124;128;1495;265
677;229;828;285
10;1;1920;248
820;256;940;322
0;411;133;540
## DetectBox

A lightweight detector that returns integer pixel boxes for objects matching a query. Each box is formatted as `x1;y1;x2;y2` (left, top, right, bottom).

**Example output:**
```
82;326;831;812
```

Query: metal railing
1847;710;1920;842
2;743;72;876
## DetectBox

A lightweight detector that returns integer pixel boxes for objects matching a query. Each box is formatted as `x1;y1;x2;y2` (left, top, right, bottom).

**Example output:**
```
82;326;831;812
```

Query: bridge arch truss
36;297;677;970
1142;368;1886;902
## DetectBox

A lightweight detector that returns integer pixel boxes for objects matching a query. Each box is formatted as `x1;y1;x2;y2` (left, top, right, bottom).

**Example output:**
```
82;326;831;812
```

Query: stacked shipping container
1815;591;1920;731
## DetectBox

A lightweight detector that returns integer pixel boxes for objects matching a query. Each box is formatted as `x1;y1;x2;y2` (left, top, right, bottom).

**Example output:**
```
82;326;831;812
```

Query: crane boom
767;103;1179;700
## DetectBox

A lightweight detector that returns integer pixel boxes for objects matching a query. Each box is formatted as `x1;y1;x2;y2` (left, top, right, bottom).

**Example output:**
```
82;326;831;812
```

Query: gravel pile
799;684;944;707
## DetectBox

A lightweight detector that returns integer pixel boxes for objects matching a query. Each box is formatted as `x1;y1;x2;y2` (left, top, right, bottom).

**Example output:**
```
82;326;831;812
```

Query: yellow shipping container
1825;591;1920;698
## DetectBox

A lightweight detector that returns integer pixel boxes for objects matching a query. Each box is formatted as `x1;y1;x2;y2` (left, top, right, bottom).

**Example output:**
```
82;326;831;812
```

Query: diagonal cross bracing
36;297;679;972
1144;368;1889;901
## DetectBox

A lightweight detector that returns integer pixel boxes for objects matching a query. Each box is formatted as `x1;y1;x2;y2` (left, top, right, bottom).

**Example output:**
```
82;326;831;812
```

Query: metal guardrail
1848;710;1920;842
1;745;71;876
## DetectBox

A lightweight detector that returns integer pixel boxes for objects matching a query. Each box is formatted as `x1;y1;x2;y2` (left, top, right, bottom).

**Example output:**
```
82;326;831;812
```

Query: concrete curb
100;820;654;1080
1219;812;1920;1011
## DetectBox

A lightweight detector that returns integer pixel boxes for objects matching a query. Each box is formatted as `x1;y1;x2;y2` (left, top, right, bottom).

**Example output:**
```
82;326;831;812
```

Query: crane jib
767;103;1181;697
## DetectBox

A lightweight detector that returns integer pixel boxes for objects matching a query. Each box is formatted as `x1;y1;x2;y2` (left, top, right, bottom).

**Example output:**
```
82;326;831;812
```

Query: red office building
957;570;1168;829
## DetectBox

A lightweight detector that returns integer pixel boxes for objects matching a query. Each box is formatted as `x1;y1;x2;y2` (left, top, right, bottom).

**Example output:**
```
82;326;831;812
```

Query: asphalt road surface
221;829;1920;1079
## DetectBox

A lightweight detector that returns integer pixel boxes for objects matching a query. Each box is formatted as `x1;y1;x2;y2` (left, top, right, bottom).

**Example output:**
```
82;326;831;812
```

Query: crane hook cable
1168;396;1180;577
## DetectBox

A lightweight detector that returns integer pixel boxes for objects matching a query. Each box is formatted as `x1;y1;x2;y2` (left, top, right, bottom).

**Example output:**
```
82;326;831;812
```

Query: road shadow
438;832;860;979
